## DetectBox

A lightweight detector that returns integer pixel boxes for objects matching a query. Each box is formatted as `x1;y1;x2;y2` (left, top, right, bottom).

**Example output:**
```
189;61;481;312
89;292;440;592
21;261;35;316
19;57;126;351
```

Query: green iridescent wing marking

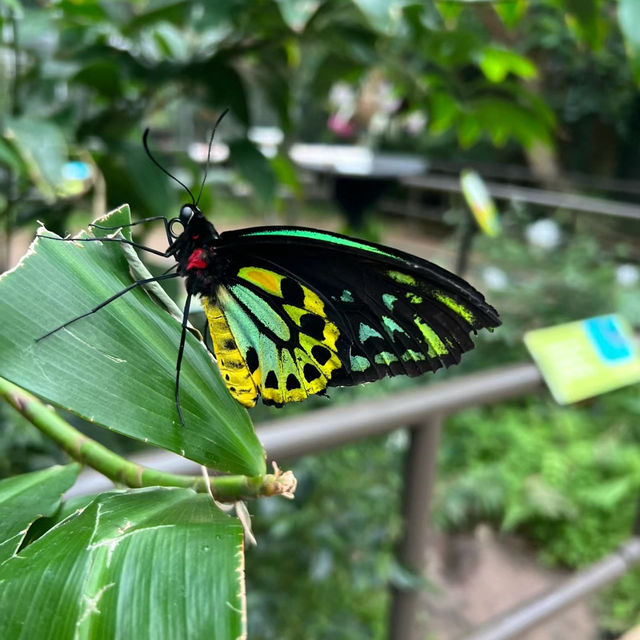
210;226;500;406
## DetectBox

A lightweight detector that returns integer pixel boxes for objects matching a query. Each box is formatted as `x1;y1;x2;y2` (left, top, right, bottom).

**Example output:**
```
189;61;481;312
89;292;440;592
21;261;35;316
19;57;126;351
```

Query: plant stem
0;376;295;501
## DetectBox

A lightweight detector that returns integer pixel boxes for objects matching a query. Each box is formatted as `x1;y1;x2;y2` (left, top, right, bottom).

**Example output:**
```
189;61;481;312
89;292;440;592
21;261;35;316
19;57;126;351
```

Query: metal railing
401;173;640;221
68;361;640;639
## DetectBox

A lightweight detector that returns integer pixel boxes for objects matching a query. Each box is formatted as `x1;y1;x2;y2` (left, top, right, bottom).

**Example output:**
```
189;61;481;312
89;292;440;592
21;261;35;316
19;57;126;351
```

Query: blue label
584;316;633;364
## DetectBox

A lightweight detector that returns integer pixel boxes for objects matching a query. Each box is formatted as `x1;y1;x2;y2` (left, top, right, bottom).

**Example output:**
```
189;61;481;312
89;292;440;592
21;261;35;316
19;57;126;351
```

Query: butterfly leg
174;294;192;428
36;272;180;341
90;216;173;247
36;234;170;258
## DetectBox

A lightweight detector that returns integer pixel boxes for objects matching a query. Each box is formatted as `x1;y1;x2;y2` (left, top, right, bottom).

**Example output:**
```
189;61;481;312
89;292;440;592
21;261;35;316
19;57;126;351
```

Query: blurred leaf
275;0;321;32
201;0;245;24
0;488;245;640
271;152;302;198
72;60;123;97
351;0;398;33
435;1;463;24
577;476;633;510
428;90;459;134
468;97;554;149
5;117;68;201
139;21;190;62
618;0;640;82
254;49;292;128
0;464;80;563
478;47;537;83
229;138;277;205
494;0;527;28
522;475;578;519
55;0;106;22
457;113;482;148
102;141;176;220
197;59;250;127
0;205;265;476
563;0;607;50
0;137;25;174
124;0;189;32
1;0;23;16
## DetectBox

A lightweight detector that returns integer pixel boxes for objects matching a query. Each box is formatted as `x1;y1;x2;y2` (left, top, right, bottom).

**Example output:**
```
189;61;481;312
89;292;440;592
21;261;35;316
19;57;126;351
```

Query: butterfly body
168;204;501;409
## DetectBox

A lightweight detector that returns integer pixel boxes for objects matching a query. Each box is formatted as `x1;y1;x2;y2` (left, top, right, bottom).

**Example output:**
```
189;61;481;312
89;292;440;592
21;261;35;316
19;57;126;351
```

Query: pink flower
328;113;356;139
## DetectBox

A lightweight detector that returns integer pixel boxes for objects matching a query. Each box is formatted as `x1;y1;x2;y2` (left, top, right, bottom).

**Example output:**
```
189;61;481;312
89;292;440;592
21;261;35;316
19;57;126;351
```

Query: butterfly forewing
206;226;500;406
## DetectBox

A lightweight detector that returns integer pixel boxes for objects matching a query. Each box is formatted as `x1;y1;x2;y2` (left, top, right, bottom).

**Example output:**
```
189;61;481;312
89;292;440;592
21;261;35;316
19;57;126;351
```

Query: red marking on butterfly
187;248;207;271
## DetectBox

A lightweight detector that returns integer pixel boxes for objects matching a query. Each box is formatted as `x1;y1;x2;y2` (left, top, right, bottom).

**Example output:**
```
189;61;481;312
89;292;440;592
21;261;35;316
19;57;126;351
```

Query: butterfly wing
204;226;500;407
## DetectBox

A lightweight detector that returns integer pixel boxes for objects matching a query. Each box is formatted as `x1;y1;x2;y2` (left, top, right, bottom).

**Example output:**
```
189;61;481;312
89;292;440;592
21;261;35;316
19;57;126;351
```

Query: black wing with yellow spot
204;226;500;407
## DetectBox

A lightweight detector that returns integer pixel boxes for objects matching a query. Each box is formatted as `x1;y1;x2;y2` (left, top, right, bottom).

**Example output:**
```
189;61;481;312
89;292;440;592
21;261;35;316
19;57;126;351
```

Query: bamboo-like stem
0;376;296;501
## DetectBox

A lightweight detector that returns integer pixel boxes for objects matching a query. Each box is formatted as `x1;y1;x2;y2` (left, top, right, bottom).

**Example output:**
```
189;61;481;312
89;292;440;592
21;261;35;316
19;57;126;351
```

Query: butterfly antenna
195;107;229;207
142;128;196;204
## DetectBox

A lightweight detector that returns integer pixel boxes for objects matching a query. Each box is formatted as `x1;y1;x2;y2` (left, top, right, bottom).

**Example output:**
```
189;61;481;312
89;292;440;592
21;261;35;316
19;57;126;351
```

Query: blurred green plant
436;388;640;632
9;0;634;263
247;434;407;640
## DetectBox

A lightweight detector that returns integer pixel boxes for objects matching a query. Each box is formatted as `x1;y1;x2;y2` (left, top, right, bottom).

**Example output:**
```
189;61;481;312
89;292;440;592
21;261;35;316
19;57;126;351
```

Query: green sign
460;169;501;237
524;315;640;404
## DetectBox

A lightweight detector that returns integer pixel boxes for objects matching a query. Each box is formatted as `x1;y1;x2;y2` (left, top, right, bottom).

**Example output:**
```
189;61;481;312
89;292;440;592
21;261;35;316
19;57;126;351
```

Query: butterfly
38;113;500;426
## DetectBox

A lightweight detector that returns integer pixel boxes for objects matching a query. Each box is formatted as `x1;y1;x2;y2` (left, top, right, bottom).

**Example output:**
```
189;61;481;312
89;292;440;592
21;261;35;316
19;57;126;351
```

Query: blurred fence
68;362;640;640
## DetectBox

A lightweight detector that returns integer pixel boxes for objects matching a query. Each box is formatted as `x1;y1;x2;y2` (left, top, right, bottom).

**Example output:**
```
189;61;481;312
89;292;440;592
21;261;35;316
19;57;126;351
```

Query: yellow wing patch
237;267;284;296
202;297;258;408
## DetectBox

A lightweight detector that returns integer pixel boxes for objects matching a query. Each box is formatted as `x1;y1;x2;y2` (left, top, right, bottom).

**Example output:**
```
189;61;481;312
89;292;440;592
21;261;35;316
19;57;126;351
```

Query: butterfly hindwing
203;267;343;407
206;226;501;407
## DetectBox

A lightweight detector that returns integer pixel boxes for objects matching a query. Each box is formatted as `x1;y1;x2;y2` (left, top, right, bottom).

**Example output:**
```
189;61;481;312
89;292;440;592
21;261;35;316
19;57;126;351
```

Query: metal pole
389;415;444;640
460;538;640;640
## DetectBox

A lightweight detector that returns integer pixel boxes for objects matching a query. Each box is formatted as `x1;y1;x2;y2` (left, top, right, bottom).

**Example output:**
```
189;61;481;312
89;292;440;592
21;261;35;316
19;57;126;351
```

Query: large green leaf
0;464;80;564
0;488;245;640
0;205;265;476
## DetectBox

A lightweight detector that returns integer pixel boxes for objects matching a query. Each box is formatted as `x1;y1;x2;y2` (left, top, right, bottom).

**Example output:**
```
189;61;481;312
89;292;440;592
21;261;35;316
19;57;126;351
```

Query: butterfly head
167;203;219;266
168;203;217;238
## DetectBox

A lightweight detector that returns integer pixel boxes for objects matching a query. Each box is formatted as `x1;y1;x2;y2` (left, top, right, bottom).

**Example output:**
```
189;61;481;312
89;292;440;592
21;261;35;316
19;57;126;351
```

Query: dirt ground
421;525;599;640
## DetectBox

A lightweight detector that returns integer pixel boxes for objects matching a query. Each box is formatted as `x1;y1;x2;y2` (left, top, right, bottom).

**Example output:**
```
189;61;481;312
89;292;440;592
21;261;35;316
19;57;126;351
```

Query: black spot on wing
286;374;301;390
246;347;259;374
311;344;331;366
265;370;278;389
281;278;305;306
303;363;321;382
300;314;325;340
